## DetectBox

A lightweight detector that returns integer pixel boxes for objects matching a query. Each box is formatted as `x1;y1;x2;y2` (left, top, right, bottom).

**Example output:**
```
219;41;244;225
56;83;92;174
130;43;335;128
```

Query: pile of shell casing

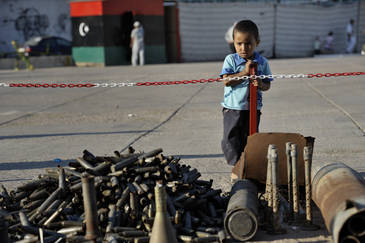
0;147;228;243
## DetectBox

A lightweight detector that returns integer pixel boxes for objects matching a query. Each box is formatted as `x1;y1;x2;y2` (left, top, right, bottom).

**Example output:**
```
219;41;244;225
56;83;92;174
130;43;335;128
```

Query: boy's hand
253;78;271;91
253;78;263;89
244;59;253;75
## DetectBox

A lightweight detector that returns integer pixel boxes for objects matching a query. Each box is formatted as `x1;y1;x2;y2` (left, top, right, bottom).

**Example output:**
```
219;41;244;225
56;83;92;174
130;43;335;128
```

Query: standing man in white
130;21;145;66
346;19;356;54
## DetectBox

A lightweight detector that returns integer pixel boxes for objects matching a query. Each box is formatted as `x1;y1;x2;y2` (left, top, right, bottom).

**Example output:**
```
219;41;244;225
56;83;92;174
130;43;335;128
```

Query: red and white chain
0;72;364;88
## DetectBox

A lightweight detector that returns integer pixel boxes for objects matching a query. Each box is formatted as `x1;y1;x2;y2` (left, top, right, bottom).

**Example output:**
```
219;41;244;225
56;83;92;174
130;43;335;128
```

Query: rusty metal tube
312;162;365;243
224;179;258;242
304;146;312;222
265;145;275;208
290;144;299;220
271;147;279;215
81;172;99;241
286;142;293;216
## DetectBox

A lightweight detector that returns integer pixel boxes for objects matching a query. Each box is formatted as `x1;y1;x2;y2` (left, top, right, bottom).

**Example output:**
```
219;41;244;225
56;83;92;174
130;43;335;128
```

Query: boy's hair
233;20;260;41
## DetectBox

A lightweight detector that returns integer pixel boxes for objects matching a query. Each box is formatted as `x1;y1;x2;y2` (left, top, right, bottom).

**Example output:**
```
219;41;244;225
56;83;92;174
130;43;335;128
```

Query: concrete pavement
1;55;365;242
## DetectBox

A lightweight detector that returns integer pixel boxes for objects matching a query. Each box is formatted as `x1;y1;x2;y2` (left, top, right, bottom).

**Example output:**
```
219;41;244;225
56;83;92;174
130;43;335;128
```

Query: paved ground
1;55;365;242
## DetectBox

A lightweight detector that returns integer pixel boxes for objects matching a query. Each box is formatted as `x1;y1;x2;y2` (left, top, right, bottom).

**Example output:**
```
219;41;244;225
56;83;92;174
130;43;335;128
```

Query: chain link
0;83;10;87
221;73;309;81
1;72;364;88
93;82;136;87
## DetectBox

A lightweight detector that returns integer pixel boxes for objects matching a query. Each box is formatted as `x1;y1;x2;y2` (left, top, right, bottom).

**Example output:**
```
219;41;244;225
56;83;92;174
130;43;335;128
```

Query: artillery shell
76;157;94;170
120;230;148;237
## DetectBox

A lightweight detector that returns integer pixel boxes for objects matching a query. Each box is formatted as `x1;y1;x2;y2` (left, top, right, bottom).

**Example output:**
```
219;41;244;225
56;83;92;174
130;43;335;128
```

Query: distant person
313;36;321;55
11;40;33;71
220;20;273;182
323;31;334;54
346;19;356;54
225;22;237;53
130;21;144;66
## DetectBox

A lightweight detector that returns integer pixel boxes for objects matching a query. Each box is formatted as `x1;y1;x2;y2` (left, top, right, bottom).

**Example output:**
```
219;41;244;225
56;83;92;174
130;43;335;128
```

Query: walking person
220;20;273;181
11;40;33;71
346;19;356;54
130;21;144;66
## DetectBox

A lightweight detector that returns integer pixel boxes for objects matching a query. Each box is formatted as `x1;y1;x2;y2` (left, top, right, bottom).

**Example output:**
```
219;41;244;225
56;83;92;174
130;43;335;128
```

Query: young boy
220;20;273;180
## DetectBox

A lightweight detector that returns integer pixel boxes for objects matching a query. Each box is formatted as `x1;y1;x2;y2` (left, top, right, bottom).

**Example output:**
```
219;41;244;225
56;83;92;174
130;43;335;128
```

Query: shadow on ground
0;130;150;140
174;153;224;159
0;159;71;170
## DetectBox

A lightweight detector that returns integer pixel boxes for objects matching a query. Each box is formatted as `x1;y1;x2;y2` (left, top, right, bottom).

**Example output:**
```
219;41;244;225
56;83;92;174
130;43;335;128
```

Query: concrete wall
0;55;73;70
178;2;274;61
0;0;71;56
178;2;365;61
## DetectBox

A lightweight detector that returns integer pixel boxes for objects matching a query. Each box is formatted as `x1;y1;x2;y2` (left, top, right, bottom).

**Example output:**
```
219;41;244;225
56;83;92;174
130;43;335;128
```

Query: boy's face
233;31;260;60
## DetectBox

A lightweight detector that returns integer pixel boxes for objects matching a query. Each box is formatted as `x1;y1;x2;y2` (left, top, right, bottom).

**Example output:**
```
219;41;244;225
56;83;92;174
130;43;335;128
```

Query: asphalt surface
1;55;365;242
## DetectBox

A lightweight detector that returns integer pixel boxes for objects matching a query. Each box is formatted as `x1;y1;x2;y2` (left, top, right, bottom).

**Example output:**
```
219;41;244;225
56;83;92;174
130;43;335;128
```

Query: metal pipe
81;173;99;241
304;146;312;222
265;144;275;208
291;144;299;221
300;146;320;231
286;142;293;218
58;167;66;190
76;157;94;170
268;147;286;234
271;147;279;215
224;179;258;242
312;162;365;243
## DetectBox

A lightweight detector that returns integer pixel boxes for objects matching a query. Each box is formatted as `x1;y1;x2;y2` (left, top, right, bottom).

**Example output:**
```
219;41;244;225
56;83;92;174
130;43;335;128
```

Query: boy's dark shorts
221;108;261;166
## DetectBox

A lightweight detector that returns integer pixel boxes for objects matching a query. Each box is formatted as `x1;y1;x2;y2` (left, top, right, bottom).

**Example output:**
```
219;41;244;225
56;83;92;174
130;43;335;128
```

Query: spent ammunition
285;142;293;218
76;157;94;170
29;188;49;201
111;155;139;172
225;179;258;242
312;162;365;243
133;166;159;174
269;147;286;235
265;145;274;208
33;187;63;219
0;216;9;243
291;144;299;222
149;184;178;243
57;226;83;235
81;173;99;241
120;230;147;237
116;187;130;208
58;167;66;190
300;146;320;231
43;200;70;227
132;182;144;195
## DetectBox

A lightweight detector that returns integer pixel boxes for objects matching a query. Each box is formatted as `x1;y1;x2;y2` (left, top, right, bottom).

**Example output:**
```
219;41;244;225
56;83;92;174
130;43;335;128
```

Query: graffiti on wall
15;8;49;40
0;0;71;55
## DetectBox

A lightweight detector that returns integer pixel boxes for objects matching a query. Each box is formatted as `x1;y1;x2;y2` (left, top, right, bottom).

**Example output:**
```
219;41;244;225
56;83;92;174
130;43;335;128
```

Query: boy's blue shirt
220;52;273;110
